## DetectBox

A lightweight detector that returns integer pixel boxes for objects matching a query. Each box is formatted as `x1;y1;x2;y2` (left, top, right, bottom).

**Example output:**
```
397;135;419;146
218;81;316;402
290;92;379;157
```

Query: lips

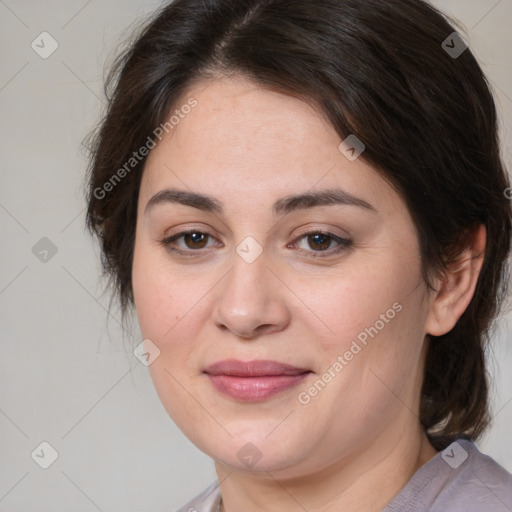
204;359;311;402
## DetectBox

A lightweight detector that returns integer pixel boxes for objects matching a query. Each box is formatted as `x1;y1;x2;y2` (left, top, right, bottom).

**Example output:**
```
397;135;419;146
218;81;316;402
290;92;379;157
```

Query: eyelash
159;229;353;259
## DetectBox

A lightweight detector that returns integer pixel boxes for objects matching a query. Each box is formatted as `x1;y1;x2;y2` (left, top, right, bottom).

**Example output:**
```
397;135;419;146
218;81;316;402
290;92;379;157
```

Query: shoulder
386;439;512;512
174;481;222;512
439;440;512;508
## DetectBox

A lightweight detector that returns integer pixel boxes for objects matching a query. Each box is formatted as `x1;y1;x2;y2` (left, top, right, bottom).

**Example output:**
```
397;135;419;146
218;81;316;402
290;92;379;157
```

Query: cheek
132;246;161;337
132;245;209;427
300;268;406;346
132;242;180;340
132;240;180;331
132;241;215;361
302;256;426;384
323;285;426;411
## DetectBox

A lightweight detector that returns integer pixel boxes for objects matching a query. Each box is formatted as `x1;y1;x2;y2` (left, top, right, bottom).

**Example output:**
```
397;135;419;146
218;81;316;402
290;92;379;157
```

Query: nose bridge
225;233;268;293
222;246;269;314
212;241;289;338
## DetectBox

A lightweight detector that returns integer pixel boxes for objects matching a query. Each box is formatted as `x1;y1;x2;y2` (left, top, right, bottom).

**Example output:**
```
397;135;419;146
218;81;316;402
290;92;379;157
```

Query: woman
85;0;512;510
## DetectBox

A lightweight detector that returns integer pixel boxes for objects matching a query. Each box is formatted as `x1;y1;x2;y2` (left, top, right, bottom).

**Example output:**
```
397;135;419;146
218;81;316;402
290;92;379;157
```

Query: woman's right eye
160;230;220;255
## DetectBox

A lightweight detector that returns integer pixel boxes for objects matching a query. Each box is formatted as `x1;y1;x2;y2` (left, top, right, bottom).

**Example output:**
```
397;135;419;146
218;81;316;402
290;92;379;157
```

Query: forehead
170;76;339;162
139;76;401;216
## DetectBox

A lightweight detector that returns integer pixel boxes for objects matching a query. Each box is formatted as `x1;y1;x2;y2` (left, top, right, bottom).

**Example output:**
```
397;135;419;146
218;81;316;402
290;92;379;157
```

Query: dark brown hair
85;0;511;443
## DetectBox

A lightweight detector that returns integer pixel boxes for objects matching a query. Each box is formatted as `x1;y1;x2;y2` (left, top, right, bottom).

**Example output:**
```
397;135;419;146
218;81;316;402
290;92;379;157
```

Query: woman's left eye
292;232;352;256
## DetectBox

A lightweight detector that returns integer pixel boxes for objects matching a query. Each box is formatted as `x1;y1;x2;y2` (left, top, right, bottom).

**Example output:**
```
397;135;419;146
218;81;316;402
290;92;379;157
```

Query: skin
132;75;486;511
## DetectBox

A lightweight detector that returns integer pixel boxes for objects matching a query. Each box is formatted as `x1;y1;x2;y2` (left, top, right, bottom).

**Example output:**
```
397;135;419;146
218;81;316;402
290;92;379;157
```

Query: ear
425;224;486;337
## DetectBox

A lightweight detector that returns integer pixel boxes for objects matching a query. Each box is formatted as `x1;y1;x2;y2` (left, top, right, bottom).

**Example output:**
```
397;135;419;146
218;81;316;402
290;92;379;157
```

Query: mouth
204;359;312;402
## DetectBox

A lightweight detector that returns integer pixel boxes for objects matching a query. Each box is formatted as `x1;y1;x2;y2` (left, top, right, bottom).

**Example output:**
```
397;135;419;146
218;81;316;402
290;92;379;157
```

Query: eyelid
293;224;350;239
162;222;217;237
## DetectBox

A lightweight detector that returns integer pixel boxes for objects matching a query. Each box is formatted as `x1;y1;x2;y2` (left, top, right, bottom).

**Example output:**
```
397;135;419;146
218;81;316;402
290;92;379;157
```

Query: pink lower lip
208;373;310;402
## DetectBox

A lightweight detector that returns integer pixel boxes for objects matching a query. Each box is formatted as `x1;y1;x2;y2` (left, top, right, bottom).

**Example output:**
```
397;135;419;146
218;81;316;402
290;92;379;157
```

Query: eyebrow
145;189;223;215
273;189;376;215
144;187;377;216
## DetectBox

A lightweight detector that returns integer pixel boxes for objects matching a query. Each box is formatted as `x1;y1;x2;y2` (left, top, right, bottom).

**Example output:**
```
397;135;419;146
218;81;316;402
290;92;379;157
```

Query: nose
211;248;291;340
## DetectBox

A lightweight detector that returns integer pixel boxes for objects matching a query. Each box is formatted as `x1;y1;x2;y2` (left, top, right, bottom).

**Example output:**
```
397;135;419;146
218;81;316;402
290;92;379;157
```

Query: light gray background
0;1;511;511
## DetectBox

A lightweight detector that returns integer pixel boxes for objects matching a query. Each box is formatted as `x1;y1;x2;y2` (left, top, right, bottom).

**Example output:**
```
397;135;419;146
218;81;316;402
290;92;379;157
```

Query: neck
216;425;438;512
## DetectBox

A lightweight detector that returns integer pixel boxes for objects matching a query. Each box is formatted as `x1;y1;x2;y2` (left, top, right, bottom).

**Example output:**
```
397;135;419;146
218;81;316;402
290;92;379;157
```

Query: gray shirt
175;440;512;511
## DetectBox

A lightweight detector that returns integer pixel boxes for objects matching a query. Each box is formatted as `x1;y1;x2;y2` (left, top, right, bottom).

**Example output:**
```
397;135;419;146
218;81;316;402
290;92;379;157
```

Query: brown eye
307;233;333;251
160;229;221;256
292;231;352;258
183;232;209;249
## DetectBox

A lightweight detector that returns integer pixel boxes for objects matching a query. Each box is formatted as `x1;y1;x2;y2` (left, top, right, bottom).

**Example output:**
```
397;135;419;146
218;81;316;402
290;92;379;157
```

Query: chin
195;426;310;473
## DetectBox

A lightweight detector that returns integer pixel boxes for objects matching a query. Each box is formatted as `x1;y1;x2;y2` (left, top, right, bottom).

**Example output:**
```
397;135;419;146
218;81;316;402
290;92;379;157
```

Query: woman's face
132;76;433;477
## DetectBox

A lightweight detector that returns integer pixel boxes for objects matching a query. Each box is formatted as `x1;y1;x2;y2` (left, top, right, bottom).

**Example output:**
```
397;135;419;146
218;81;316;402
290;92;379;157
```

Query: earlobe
425;224;486;337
